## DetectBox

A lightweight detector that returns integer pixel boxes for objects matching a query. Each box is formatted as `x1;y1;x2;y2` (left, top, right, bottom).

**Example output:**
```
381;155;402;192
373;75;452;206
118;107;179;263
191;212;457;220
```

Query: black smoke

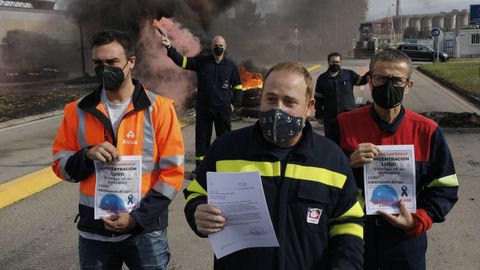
67;0;242;48
210;0;368;63
66;0;367;63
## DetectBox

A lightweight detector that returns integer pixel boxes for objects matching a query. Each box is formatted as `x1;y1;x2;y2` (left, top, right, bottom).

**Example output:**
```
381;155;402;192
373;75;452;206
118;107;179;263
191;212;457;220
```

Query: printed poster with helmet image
94;156;142;219
363;145;416;215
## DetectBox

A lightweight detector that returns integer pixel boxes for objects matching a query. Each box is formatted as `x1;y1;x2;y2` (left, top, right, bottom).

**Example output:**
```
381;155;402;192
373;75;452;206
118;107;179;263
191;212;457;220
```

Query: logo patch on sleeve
307;207;322;224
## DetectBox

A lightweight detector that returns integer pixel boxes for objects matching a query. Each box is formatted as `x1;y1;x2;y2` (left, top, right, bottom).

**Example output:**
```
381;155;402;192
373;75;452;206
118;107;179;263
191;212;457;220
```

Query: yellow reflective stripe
306;64;321;72
233;84;243;90
427;174;459;188
185;179;207;203
216;160;281;177
357;189;365;209
331;201;364;222
285;164;347;189
329;223;363;239
182;56;187;69
195;156;205;161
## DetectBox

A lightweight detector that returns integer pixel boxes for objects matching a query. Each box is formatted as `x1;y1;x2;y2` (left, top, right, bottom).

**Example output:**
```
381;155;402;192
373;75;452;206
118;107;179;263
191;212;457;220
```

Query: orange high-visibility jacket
52;80;184;236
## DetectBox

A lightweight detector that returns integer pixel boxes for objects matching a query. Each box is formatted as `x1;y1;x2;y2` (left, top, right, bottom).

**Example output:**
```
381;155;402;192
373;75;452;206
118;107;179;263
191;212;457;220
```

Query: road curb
0;167;61;209
307;64;322;72
0;110;64;131
0;116;193;209
0;63;321;209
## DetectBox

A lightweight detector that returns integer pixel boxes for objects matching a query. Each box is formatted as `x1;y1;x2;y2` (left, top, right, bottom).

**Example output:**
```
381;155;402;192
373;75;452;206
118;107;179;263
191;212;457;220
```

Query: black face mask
371;79;405;109
328;64;340;73
95;63;127;91
259;108;304;144
213;47;224;56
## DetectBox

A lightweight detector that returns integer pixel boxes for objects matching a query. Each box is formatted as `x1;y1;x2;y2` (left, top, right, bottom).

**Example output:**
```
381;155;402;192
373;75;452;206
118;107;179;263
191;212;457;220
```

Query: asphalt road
0;59;479;269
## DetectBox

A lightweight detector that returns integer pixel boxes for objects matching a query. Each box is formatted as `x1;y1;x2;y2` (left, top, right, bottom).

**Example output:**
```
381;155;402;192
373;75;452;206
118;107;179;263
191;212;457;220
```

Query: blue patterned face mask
259;108;304;143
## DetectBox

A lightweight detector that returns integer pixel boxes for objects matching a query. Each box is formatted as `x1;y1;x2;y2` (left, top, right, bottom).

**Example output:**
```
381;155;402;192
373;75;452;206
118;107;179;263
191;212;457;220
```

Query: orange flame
239;65;263;90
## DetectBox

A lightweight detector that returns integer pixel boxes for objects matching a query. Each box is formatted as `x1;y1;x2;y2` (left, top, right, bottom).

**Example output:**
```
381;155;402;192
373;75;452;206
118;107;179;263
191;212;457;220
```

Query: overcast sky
367;0;472;20
55;0;474;21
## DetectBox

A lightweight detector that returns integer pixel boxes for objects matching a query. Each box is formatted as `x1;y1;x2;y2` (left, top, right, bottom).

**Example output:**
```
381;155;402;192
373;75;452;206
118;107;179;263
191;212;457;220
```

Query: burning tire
241;88;261;107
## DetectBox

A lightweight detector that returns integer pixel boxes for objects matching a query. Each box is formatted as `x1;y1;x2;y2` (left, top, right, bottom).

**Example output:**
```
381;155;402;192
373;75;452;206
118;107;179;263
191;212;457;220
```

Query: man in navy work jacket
161;33;243;177
327;49;459;270
315;52;368;134
184;61;365;270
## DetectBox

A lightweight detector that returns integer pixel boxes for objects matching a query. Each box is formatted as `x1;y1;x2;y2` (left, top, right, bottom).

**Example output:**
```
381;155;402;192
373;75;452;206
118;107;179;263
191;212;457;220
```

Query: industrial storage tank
409;17;421;31
393;16;410;34
444;13;456;30
421;16;433;32
401;16;410;30
432;15;445;29
456;9;469;28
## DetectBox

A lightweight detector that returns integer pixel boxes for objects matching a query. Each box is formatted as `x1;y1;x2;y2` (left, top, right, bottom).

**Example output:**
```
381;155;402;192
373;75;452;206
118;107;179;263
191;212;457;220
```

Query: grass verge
418;61;480;100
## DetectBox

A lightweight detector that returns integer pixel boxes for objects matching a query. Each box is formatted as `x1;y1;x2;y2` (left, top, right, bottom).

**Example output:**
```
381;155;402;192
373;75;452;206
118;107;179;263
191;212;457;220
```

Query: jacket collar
326;68;344;79
78;79;151;112
211;55;227;65
77;79;150;146
246;121;315;160
370;105;405;133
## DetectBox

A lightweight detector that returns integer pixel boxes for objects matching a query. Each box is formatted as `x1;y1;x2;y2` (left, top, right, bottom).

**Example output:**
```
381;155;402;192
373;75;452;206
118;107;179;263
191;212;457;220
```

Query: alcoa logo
123;130;138;144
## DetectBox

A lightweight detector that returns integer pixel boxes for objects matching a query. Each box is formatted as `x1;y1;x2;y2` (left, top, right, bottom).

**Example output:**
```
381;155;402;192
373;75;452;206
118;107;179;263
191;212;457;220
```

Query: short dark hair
369;49;413;78
263;61;314;99
91;30;135;57
328;52;342;62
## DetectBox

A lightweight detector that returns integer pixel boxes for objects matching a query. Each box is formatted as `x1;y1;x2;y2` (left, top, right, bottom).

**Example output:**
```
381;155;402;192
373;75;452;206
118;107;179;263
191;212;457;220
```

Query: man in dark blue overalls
161;34;243;178
314;52;369;134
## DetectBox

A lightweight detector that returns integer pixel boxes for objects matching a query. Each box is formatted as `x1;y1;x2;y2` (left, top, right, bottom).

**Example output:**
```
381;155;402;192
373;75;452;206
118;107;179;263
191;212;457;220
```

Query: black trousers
195;108;231;162
364;216;427;270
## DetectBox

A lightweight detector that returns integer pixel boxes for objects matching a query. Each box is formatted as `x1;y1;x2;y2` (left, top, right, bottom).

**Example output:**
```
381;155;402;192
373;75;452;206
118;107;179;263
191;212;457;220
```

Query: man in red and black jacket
327;49;458;270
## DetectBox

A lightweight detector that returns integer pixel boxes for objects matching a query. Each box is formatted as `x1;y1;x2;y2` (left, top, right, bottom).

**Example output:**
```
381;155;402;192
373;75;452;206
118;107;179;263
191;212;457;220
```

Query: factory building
0;0;78;43
369;9;480;58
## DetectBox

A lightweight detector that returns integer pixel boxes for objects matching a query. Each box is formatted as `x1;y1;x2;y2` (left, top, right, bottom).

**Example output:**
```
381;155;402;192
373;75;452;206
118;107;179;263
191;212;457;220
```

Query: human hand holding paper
194;204;227;236
377;201;414;230
102;213;137;233
350;142;379;168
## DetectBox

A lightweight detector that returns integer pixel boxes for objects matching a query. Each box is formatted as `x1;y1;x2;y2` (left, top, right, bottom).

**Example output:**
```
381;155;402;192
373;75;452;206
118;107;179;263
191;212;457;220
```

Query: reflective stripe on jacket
167;46;243;110
52;79;184;236
329;104;458;223
184;122;364;270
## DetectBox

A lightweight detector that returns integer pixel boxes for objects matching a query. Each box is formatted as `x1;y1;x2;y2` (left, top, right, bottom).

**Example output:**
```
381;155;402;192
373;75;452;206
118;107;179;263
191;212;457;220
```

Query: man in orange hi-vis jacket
52;30;184;270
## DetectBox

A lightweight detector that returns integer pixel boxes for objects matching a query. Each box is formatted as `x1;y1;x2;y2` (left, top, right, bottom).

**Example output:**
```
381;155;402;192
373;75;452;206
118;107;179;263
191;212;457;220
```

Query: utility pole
397;0;403;41
79;23;86;77
293;25;300;60
396;0;400;17
387;7;395;43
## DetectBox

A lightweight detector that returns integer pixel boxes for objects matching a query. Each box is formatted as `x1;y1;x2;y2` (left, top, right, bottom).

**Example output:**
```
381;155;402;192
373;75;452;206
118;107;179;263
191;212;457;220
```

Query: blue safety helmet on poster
100;194;127;213
371;185;399;205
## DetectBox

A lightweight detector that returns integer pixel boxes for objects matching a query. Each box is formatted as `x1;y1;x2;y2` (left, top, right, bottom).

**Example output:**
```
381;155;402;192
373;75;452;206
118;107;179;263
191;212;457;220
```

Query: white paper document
363;145;416;215
207;171;279;259
94;156;142;219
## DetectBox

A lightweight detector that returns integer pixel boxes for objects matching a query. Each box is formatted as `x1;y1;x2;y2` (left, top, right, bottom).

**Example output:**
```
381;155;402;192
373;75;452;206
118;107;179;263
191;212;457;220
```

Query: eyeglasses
372;74;410;87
